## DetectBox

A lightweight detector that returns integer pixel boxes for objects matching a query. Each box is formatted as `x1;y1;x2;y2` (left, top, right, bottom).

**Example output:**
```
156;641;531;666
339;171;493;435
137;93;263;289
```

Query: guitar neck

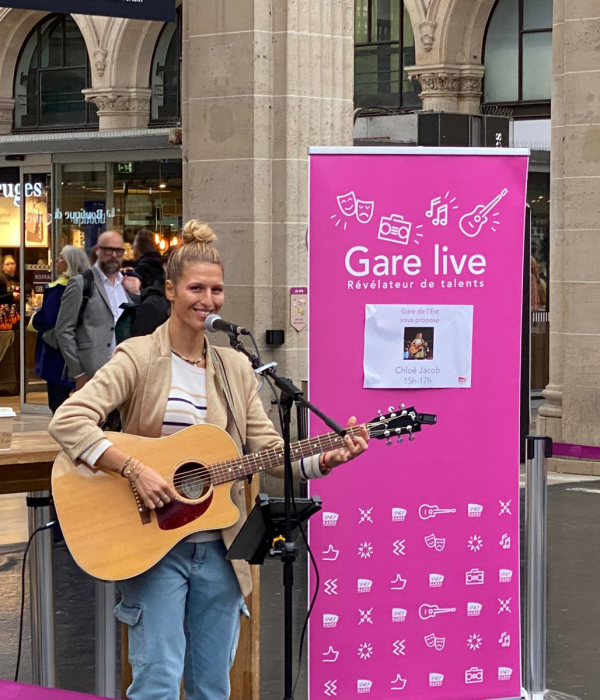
210;426;362;485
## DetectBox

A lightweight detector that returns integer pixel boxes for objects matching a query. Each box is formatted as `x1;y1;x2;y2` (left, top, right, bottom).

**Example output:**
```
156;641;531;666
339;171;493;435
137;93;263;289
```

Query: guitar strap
210;347;250;462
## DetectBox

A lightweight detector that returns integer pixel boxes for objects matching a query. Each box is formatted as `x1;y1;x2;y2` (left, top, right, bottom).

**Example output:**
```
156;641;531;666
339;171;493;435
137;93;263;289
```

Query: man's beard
100;260;121;275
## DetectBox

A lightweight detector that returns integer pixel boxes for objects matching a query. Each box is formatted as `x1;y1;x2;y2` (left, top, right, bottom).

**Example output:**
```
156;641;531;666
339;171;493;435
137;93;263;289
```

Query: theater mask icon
337;191;357;217
356;200;375;224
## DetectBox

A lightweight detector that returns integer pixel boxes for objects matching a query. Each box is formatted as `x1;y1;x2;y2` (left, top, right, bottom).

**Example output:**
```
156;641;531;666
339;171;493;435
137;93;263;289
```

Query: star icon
358;542;374;559
467;633;482;650
468;535;483;552
357;642;373;659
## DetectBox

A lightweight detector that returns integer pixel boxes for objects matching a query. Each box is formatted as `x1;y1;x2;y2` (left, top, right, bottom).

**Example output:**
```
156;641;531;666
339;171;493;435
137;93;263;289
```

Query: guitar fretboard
210;426;363;485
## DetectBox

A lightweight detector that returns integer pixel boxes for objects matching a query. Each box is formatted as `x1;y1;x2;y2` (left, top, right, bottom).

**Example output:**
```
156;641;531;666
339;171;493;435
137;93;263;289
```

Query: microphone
205;314;250;336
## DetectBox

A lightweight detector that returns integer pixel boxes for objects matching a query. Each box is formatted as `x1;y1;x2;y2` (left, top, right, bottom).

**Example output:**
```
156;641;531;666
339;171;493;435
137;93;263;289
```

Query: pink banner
308;148;528;700
0;680;104;699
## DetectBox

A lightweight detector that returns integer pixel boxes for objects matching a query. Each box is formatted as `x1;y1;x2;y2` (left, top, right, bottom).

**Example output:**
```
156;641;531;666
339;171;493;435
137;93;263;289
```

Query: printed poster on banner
363;304;474;389
308;147;528;700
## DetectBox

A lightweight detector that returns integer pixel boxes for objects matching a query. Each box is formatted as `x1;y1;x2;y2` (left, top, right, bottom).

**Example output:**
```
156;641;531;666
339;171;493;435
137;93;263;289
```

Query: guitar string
170;418;416;488
170;427;363;488
168;419;415;490
169;424;375;488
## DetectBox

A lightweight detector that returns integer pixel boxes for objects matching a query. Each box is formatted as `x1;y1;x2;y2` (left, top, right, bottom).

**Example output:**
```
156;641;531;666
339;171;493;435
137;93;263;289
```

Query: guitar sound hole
173;462;212;500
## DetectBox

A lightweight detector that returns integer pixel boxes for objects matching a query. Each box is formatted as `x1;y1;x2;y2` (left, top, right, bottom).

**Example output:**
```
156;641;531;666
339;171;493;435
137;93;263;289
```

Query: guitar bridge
129;480;152;525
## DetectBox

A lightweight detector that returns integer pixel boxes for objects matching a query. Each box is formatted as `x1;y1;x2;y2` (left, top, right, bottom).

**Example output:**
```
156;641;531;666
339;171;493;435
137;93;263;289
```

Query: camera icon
378;214;412;245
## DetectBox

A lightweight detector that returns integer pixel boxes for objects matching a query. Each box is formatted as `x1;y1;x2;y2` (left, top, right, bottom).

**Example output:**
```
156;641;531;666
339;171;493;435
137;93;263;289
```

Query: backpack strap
76;268;95;329
210;347;249;459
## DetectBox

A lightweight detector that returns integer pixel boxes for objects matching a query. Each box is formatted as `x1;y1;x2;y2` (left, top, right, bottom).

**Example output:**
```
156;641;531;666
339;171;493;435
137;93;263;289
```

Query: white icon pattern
390;574;407;590
393;639;406;656
498;598;512;614
358;642;373;660
324;579;338;595
468;535;483;552
358;542;374;559
467;633;482;650
322;647;339;662
324;679;337;697
359;507;374;524
499;499;512;515
393;540;406;556
359;609;373;625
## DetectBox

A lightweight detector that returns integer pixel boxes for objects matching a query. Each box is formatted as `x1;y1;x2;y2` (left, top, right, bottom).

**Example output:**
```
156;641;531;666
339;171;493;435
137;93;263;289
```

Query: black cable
14;520;56;682
248;331;320;699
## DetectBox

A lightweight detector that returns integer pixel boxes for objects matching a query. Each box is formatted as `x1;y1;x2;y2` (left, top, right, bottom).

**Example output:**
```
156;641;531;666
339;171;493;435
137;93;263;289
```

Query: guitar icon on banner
419;603;457;620
419;504;457;520
459;188;508;238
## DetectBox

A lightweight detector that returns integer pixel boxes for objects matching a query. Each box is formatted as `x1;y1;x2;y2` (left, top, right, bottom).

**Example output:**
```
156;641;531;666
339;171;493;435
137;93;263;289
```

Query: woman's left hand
322;416;369;471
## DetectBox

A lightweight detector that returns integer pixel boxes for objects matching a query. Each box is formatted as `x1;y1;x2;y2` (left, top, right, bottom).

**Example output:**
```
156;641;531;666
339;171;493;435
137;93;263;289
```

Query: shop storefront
0;130;181;412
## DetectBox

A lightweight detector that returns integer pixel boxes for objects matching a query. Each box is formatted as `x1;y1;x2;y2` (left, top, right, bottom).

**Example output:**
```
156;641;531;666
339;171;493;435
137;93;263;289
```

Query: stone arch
433;0;496;65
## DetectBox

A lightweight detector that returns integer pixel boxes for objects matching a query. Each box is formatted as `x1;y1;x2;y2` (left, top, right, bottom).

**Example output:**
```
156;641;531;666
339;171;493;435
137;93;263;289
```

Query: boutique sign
1;0;175;21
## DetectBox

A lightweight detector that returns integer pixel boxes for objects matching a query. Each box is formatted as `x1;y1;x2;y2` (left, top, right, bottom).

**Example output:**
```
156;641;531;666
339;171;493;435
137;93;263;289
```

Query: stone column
83;87;152;130
182;0;354;383
537;0;600;473
404;64;484;114
0;97;14;134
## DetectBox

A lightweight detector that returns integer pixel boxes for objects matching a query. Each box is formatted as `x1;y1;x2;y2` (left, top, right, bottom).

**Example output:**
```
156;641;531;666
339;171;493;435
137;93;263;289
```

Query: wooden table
0;431;59;495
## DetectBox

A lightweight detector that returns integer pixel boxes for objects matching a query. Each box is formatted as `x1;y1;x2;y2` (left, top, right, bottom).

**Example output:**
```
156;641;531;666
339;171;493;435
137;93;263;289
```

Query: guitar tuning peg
378;409;383;416
399;403;405;409
386;438;392;446
409;434;415;442
388;405;395;412
397;436;403;444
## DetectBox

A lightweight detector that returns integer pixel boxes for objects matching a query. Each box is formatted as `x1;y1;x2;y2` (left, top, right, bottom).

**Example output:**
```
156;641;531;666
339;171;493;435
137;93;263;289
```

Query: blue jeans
115;540;246;700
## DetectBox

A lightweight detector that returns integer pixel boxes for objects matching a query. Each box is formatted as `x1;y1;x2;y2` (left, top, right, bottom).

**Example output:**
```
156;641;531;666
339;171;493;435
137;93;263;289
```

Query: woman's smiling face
166;262;224;332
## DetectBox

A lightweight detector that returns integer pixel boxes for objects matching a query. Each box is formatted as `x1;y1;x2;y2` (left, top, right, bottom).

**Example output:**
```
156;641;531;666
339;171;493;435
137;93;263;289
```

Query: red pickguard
156;493;214;531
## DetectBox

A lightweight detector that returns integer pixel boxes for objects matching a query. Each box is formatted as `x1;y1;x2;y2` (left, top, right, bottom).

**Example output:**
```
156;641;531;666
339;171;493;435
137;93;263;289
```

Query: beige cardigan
49;320;306;597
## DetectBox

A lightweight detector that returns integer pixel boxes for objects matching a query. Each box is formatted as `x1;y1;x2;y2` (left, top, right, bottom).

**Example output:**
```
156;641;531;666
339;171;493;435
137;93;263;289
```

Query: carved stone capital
83;88;151;129
404;64;485;113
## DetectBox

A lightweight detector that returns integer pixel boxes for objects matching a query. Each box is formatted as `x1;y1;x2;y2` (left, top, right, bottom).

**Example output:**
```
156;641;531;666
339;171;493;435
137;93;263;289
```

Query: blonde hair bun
182;219;217;246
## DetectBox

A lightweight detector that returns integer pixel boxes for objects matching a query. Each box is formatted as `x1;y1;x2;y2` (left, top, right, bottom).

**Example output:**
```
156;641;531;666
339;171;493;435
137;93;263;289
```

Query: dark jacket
115;276;170;343
32;277;73;387
0;273;15;306
134;251;164;289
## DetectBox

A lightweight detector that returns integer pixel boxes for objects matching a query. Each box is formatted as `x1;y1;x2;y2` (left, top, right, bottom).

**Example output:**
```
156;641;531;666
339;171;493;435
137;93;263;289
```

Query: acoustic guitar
51;406;436;581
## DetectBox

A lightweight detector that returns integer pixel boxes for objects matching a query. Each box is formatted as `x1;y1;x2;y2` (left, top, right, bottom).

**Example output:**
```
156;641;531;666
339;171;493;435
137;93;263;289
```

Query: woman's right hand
127;461;178;510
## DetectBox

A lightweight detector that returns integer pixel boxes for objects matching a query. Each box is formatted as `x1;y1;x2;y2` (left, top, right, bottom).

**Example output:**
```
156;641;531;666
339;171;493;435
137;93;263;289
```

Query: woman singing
49;220;368;700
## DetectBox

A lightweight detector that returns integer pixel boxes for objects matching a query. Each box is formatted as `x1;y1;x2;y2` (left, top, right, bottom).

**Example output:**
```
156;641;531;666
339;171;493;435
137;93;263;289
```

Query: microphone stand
225;330;345;700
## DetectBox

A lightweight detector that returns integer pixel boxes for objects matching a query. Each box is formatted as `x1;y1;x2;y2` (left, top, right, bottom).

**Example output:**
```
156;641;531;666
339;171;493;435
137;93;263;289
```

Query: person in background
133;229;164;289
0;254;20;305
2;255;19;288
56;231;138;391
32;246;90;413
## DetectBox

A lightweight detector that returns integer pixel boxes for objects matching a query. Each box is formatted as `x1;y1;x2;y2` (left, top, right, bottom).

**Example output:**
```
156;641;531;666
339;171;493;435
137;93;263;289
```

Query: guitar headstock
367;405;437;445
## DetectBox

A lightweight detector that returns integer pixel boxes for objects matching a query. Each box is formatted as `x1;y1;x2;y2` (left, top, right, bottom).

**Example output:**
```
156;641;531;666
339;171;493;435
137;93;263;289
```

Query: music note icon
426;197;449;227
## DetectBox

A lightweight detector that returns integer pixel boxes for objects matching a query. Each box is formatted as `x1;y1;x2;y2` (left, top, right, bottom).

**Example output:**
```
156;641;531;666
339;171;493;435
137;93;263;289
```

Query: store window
54;160;183;262
354;0;421;110
484;0;552;114
14;14;98;130
151;6;182;124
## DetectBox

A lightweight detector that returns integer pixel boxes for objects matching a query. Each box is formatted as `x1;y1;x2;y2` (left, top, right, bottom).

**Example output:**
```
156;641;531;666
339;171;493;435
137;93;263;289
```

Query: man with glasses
56;231;137;391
